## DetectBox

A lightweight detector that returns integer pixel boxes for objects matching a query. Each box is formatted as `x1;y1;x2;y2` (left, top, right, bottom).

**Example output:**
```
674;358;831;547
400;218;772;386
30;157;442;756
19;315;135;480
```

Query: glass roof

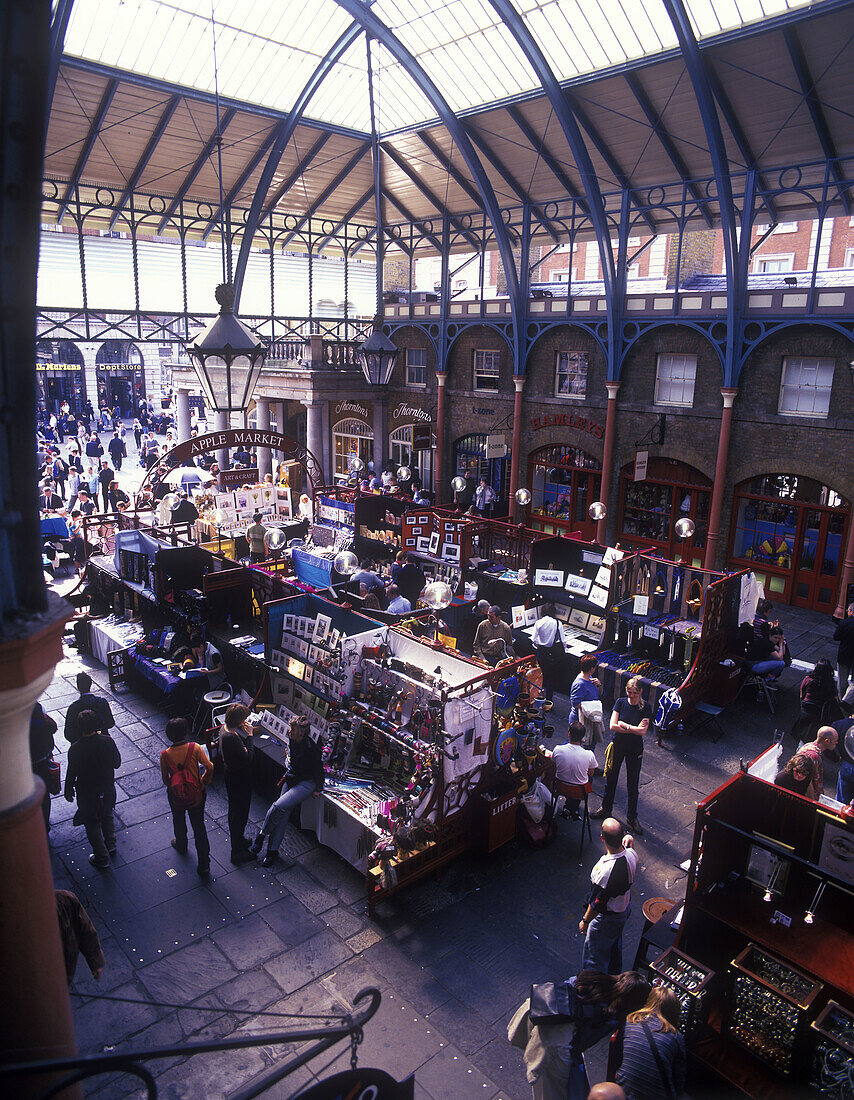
60;0;813;134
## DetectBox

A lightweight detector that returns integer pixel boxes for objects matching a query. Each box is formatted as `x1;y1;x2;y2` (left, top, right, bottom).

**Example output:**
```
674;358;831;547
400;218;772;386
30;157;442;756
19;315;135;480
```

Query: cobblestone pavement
43;530;842;1097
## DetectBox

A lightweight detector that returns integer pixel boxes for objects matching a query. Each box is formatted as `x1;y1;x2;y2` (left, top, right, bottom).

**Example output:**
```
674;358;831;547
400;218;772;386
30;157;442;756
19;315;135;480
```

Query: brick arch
612;442;717;486
726;459;852;507
524;321;608;370
525;420;605;464
444;322;514;390
620;322;726;390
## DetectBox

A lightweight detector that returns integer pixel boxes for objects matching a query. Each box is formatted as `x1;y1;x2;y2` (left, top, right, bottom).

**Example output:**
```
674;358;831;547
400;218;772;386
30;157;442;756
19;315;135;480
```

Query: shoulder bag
529;980;574;1024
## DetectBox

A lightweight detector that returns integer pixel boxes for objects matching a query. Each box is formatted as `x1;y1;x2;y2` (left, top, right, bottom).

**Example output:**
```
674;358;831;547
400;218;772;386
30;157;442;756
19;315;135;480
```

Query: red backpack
164;743;204;809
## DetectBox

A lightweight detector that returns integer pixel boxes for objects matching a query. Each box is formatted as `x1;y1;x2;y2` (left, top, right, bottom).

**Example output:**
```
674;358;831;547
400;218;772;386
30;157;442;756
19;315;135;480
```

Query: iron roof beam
157;106;236;234
464;125;560;244
379;143;481;251
313;187;375;251
278;144;372;250
507;105;586;213
379;190;433;253
624;71;714;228
330;0;522;373
48;0;75;114
417;132;485;212
56;77;118;223
563;91;657;235
262;133;331;216
783;27;850;216
108;94;180;231
201;122;283;241
232;22;363;308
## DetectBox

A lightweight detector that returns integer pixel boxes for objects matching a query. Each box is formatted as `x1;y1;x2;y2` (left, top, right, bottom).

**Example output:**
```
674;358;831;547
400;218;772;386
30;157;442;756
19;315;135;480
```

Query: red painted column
434;372;447;505
834;511;854;619
597;382;620;544
509;377;525;519
704;388;738;570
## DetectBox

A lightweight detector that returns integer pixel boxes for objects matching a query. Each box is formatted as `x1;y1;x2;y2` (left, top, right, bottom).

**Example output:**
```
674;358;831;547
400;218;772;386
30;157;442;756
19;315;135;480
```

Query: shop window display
528;445;600;539
729;474;849;612
333;418;374;481
618;459;710;566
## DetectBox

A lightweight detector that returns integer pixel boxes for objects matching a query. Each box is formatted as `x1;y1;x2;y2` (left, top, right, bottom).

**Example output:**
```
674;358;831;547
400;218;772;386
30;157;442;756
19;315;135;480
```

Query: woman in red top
791;658;838;746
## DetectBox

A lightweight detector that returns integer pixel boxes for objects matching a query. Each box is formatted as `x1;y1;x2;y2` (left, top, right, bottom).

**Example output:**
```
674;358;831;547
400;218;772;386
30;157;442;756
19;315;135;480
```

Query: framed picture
329;628;341;650
565;572;593;597
287;657;305;680
313;613;332;643
235;492;251;512
283;614;295;634
817;818;854;886
416;536;431;553
554;604;570;622
303;665;314;685
535;568;564;587
404;537;416;548
594;565;612;590
428;531;441;556
441;541;461;563
745;834;793;896
271;648;288;669
569;609;589;629
307;644;320;666
511;605;526;628
410;525;423;536
416;513;429;524
588;614;606;634
589;585;609;609
524;606;538;627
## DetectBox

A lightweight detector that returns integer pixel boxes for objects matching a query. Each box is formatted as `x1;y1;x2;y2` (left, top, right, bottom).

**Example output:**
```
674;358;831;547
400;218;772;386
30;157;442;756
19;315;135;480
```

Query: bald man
587;1083;626;1100
580;817;638;975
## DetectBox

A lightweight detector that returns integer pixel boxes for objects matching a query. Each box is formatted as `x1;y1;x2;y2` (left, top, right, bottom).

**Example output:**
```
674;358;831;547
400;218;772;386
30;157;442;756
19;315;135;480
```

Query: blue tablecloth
128;651;181;696
41;517;70;539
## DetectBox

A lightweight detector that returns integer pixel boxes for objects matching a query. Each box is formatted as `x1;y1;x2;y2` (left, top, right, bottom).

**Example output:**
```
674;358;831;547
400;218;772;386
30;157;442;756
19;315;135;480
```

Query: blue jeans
261;780;316;853
750;659;785;677
837;760;854;805
581;909;629;975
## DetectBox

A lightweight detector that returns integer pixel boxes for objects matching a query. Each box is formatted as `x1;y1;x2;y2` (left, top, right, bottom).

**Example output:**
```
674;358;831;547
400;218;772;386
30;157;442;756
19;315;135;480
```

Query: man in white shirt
580;818;638;974
386;585;411;615
544;723;596;818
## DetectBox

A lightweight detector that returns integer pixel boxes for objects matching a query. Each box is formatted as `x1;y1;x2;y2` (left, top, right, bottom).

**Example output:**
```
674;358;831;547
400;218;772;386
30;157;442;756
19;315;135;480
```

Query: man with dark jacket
98;461;115;511
39;483;64;513
107;431;126;471
835;603;854;707
250;716;323;867
64;672;115;745
396;554;427;608
64;709;121;868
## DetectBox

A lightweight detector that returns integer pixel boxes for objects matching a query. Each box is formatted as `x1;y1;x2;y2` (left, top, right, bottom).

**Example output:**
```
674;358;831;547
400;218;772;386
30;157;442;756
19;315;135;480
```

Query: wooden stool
632;897;677;973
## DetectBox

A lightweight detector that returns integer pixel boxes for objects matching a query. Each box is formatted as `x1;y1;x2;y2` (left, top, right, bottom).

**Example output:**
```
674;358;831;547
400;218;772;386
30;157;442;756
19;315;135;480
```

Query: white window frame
844;248;854;269
555;352;587;399
550;269;570;282
655;354;697;408
773;222;798;233
778;357;834;418
406;347;427;387
473;349;500;392
755;254;794;273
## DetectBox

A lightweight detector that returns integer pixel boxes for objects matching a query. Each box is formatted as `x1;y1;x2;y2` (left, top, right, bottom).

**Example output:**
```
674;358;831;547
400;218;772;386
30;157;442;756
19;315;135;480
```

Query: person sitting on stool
250;716;323;867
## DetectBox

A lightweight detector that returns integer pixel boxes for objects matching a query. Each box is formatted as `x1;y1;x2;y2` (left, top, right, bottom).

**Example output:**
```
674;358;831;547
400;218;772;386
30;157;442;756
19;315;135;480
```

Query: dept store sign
530;411;603;439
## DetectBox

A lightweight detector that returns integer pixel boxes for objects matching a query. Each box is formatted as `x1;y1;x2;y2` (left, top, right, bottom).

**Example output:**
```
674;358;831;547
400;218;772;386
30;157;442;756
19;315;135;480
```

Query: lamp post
186;284;267;415
263;525;287;564
515;487;531;527
674;516;696;564
357;317;400;386
423;580;453;642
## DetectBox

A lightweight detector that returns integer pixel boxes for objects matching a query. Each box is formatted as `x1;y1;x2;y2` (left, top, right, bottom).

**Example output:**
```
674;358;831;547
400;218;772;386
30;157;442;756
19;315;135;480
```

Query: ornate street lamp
187;283;267;413
357;317;399;386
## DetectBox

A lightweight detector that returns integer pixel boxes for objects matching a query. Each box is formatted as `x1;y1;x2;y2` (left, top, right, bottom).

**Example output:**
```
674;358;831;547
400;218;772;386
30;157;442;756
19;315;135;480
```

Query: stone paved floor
41;598;842;1099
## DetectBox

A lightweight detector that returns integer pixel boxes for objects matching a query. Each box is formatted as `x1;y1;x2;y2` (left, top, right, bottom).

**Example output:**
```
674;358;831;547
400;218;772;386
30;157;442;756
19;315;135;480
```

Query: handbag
46;758;62;796
529;981;574;1024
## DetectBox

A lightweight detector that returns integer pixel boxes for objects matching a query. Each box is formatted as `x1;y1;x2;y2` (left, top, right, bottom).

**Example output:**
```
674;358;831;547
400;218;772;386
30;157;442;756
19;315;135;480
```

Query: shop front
332;400;374;483
96;341;144;418
728;474;849;613
452;433;509;510
389;399;434;490
527;444;601;540
617;458;711;566
36;339;85;415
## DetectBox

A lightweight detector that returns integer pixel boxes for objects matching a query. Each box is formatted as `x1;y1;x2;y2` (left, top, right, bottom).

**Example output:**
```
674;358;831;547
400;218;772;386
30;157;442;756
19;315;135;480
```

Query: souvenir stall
354;494;408;565
399;508;474;638
673;765;854;1098
461;518;545;608
194;484;296;557
257;591;530;912
518;536;622;661
594;552;746;726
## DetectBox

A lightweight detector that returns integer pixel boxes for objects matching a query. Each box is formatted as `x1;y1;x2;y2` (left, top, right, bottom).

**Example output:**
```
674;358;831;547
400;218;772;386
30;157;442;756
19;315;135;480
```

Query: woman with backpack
159;717;213;878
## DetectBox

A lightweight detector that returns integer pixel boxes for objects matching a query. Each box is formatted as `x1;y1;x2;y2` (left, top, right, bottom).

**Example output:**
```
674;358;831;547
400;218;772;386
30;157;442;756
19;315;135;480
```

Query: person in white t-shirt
544;723;596;818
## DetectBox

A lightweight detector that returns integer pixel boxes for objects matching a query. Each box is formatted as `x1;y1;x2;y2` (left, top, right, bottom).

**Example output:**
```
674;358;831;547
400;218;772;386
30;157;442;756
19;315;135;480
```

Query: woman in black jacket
250;716;323;867
218;704;256;865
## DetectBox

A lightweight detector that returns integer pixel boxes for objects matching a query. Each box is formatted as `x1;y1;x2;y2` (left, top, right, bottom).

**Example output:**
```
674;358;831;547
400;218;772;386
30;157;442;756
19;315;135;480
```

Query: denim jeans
837;760;854;805
750;659;785;677
581;909;629;975
261;780;316;853
170;794;210;871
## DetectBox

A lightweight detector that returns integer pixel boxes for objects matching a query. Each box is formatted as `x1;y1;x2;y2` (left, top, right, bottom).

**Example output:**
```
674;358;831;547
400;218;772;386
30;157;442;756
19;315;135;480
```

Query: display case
650;947;714;1038
810;1001;854;1098
726;945;823;1075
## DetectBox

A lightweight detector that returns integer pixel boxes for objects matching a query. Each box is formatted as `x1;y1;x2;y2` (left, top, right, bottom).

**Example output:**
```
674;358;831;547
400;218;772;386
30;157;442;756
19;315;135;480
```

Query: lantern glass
264;526;287;551
333;550;359;576
588;501;607;521
424;580;453;610
515;488;532;505
451;476;466;493
397;466;412;482
675;517;696;539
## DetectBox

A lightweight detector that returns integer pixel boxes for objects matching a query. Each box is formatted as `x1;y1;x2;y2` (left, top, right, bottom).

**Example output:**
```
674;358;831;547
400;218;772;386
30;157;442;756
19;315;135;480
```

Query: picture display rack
402;510;467;563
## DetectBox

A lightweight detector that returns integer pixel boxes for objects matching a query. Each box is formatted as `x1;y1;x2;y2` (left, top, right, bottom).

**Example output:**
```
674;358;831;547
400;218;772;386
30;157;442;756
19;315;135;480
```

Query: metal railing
0;987;382;1099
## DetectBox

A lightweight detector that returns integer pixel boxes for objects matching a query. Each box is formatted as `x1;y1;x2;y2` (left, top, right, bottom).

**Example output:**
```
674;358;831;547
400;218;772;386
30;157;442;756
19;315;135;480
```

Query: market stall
461;518;545;608
594;552;746;726
675;765;854;1098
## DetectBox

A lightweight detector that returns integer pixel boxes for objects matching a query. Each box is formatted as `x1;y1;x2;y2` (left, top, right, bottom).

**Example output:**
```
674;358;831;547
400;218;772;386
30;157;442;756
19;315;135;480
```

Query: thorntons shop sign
392;401;431;424
334;400;370;422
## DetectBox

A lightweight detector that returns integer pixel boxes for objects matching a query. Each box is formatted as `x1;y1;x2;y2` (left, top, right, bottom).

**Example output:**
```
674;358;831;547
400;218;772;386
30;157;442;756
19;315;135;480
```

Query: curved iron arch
330;0;522;377
618;318;728;376
487;0;620;380
445;321;515;360
384;321;441;362
738;317;854;376
523;319;610;368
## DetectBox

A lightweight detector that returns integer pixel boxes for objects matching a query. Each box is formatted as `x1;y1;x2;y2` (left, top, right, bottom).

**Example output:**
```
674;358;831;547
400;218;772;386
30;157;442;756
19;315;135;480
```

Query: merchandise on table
810;1001;854;1099
650;947;714;1038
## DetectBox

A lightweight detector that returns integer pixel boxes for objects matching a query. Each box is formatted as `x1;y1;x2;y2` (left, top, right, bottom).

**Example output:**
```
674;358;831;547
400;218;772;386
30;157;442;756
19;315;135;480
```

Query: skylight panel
528;8;579;77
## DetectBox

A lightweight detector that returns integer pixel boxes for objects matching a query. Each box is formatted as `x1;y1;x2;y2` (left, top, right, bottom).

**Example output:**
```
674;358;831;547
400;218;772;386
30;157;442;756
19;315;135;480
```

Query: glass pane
799;510;820;571
822;514;845;576
768;575;787;594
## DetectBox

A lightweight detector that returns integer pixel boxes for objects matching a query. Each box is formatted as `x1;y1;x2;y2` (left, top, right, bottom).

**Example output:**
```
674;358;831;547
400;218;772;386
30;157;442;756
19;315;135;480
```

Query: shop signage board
486;433;506;459
412;421;432;450
530;412;604;438
332;399;371;425
634;449;649;481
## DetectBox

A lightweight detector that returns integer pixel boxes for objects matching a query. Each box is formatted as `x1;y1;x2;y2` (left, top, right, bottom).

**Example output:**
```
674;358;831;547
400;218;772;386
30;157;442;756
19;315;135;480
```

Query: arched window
618;458;711;566
36;340;85;415
333;418;374;480
389;424;433;490
95;341;145;418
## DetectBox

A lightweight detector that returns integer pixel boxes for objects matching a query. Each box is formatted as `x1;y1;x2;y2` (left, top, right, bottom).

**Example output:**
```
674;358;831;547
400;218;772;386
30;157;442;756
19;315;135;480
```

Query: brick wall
665;229;717;287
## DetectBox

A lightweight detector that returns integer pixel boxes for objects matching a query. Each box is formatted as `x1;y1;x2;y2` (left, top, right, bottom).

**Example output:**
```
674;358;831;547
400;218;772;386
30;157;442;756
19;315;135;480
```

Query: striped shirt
589;847;638;915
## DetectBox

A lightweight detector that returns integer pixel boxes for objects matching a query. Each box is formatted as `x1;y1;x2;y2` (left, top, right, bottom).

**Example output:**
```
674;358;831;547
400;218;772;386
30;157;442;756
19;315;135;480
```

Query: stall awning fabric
292;548;334;589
